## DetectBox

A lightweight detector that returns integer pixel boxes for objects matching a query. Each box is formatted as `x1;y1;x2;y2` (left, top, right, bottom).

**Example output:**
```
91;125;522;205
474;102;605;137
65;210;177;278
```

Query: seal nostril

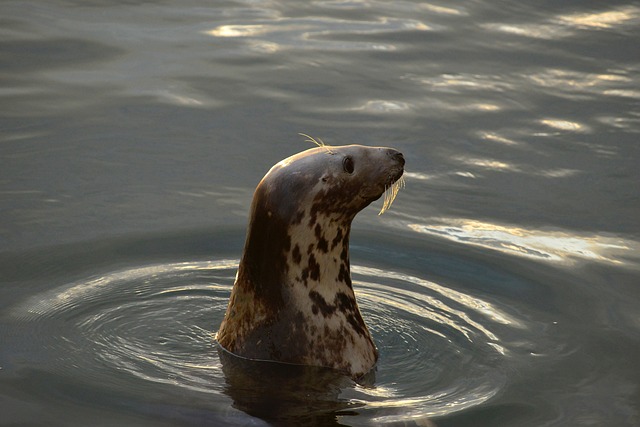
389;151;405;167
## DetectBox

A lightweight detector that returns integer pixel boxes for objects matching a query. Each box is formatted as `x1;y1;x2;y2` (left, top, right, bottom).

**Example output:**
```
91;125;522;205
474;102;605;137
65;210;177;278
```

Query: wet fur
217;145;404;379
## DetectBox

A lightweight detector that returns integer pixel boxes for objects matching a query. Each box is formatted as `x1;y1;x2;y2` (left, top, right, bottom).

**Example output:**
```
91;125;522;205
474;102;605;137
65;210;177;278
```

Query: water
1;1;639;425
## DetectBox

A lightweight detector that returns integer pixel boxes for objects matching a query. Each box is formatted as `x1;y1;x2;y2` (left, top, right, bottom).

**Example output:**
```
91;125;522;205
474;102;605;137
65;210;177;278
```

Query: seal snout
386;149;405;183
387;150;405;167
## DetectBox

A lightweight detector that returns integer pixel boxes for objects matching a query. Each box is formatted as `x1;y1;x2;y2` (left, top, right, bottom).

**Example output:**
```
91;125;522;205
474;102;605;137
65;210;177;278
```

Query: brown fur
217;144;404;379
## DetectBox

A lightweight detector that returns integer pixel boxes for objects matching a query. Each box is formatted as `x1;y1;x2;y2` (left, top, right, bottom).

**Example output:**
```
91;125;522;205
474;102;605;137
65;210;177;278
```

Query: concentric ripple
348;265;514;422
9;260;524;424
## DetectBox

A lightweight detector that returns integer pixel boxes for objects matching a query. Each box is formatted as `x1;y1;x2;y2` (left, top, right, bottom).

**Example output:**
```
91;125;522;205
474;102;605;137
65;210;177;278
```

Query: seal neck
238;209;355;298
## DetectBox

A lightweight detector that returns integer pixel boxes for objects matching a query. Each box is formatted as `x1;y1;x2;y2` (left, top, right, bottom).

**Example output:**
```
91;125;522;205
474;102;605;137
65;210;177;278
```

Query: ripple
203;16;432;53
348;265;511;421
9;260;526;423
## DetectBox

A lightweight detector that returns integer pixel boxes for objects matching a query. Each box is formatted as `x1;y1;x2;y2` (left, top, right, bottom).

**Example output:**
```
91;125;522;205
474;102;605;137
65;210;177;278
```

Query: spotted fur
217;144;404;379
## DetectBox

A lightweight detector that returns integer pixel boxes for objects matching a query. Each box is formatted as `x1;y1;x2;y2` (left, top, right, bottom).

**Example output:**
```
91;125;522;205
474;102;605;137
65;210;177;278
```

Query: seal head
217;144;405;379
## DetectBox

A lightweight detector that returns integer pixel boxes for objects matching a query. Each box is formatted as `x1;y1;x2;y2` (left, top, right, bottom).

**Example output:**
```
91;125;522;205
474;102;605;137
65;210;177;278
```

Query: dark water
1;1;639;426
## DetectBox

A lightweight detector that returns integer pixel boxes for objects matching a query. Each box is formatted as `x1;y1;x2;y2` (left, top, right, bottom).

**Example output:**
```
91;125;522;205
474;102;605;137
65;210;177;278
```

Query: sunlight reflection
157;90;204;106
470;103;501;111
420;3;466;16
316;0;466;18
408;73;514;93
203;16;431;52
478;131;521;146
454;156;519;172
556;6;640;29
404;165;579;182
538;169;580;178
355;100;411;113
402;171;437;181
363;284;493;342
359;378;500;421
540;119;588;132
529;69;632;87
407;219;637;266
483;5;640;38
13;260;238;318
204;25;268;37
603;89;640;99
356;265;520;332
596;116;640;132
481;23;569;40
527;68;634;100
249;41;280;53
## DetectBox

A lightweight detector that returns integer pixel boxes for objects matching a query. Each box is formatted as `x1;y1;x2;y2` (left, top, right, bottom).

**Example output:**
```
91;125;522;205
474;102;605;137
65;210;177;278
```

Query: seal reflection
218;346;372;424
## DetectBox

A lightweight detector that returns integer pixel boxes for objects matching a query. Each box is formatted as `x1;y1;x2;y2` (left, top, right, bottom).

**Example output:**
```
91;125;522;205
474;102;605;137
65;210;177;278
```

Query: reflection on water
454;156;519;172
557;6;640;29
405;217;638;266
539;119;588;133
527;69;640;101
2;0;639;425
355;265;520;338
204;15;432;53
354;100;412;113
206;25;270;38
484;4;640;38
7;258;528;424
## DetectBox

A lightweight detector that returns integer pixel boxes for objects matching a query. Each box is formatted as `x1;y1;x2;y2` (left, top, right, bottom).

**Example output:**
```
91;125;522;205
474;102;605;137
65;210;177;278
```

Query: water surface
1;1;639;425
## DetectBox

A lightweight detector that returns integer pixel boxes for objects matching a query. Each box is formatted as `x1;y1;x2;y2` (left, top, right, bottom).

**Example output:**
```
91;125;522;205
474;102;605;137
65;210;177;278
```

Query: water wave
9;260;526;423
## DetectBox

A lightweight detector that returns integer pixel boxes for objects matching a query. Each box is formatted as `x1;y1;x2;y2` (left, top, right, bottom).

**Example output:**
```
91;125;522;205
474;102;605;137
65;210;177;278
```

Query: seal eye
343;156;355;174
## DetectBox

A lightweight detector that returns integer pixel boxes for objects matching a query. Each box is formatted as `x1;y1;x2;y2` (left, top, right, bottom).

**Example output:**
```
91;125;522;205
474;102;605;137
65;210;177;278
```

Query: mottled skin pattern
217;144;405;379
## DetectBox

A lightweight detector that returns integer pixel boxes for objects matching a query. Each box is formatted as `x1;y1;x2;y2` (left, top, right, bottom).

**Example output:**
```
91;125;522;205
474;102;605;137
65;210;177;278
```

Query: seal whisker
298;133;335;154
218;143;404;378
379;175;405;215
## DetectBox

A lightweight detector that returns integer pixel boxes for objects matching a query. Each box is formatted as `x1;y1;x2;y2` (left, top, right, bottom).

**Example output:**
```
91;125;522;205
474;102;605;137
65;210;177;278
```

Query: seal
217;143;405;379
